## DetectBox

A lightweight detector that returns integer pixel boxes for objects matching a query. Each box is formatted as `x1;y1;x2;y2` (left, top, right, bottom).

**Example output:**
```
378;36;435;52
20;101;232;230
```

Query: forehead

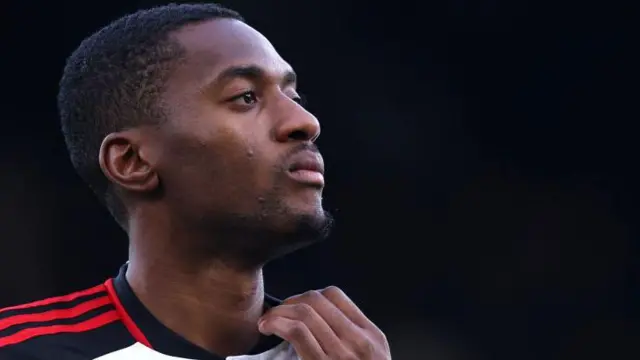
170;18;292;87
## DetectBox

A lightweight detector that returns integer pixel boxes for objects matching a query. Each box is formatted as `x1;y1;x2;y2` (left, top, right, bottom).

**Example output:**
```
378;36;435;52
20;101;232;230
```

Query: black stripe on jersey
0;303;115;339
0;291;108;320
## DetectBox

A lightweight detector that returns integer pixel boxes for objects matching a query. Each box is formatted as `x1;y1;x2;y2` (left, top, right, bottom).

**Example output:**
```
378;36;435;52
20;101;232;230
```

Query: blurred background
1;0;637;359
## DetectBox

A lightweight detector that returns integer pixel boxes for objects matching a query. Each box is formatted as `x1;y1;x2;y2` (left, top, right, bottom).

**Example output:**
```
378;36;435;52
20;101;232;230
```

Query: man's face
151;18;331;261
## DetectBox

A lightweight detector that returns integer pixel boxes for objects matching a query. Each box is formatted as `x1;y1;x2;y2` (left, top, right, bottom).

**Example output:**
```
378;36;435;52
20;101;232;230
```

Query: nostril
288;130;308;141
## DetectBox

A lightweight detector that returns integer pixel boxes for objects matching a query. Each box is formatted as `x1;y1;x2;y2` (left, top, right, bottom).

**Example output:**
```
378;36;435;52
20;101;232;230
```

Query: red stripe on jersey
0;296;112;331
0;284;106;314
104;278;152;348
0;310;119;348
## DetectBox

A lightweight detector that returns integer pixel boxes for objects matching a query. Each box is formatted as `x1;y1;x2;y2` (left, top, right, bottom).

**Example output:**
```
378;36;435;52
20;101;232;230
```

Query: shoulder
0;283;129;359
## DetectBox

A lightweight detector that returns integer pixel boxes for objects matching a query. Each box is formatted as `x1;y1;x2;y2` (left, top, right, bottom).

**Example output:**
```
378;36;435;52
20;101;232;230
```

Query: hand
258;286;391;360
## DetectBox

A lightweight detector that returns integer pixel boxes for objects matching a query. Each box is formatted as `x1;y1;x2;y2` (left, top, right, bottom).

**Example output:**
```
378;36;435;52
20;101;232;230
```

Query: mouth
287;152;325;187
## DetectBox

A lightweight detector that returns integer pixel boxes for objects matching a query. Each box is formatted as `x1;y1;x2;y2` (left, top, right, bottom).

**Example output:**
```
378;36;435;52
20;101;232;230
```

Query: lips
289;157;324;174
287;152;325;186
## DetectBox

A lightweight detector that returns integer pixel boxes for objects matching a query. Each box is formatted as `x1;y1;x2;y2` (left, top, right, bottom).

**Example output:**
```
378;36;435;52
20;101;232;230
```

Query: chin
264;209;333;257
202;191;333;267
284;190;324;216
271;204;329;235
273;195;332;234
219;208;333;269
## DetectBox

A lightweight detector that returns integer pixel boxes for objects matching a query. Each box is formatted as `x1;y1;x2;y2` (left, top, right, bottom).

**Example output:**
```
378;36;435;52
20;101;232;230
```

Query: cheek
163;131;269;208
226;139;276;192
157;107;280;210
213;124;278;189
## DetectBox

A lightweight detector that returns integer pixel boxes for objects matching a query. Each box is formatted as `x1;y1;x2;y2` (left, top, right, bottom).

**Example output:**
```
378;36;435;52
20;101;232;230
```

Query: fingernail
258;320;266;332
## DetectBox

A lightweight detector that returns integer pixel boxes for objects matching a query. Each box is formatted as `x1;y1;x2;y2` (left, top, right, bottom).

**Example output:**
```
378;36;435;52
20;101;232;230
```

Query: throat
126;259;268;356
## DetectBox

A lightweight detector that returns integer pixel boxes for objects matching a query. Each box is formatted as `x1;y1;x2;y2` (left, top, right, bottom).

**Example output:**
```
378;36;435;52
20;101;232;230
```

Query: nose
273;98;321;143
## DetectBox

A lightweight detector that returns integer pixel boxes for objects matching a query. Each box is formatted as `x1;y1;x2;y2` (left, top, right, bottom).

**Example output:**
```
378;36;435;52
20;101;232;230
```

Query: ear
98;131;159;194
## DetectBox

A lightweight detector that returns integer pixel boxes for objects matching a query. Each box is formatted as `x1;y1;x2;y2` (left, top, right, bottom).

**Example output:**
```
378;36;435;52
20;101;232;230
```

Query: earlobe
98;132;159;193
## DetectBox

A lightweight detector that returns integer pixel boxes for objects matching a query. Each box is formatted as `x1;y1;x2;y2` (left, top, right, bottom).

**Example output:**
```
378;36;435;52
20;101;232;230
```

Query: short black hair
58;3;244;228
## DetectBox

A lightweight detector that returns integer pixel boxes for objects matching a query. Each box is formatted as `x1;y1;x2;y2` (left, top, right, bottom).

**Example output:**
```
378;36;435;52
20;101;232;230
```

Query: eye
229;91;258;105
293;93;307;107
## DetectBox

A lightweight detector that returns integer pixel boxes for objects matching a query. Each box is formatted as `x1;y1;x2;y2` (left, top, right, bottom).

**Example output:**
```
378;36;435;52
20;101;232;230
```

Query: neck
126;214;266;356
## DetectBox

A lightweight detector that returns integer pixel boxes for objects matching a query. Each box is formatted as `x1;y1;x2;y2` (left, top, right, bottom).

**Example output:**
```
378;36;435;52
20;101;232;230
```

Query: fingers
258;316;326;360
321;287;387;345
316;287;388;357
320;286;375;331
283;289;365;340
260;287;391;360
259;302;349;356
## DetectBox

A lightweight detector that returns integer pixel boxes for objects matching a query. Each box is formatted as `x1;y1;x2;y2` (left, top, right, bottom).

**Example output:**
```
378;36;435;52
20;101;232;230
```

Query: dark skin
98;18;390;359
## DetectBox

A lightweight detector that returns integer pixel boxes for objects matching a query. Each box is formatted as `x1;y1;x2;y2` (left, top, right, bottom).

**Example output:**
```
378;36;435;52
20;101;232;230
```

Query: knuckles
321;286;344;298
336;352;359;360
351;335;377;357
291;303;316;322
288;286;345;307
283;319;308;341
298;289;325;304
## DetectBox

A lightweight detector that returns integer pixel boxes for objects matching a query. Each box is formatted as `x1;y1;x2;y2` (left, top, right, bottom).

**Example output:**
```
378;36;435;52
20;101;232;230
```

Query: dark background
1;1;636;359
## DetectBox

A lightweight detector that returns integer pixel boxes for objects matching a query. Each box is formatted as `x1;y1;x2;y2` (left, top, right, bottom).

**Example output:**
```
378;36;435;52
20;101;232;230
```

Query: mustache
278;143;321;171
286;142;320;157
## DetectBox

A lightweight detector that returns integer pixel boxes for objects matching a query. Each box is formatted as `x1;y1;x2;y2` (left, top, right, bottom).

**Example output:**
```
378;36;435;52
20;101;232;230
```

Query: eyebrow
209;65;297;89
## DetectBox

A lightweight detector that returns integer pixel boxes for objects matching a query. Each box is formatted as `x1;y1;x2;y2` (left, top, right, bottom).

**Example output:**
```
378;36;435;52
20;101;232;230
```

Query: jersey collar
108;263;283;360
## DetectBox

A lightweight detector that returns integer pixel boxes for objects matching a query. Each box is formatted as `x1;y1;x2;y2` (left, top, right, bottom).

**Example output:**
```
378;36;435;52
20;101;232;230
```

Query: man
0;3;390;360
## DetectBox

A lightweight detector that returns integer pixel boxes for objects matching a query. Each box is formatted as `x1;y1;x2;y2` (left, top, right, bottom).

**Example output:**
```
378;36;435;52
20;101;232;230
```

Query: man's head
58;3;332;267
